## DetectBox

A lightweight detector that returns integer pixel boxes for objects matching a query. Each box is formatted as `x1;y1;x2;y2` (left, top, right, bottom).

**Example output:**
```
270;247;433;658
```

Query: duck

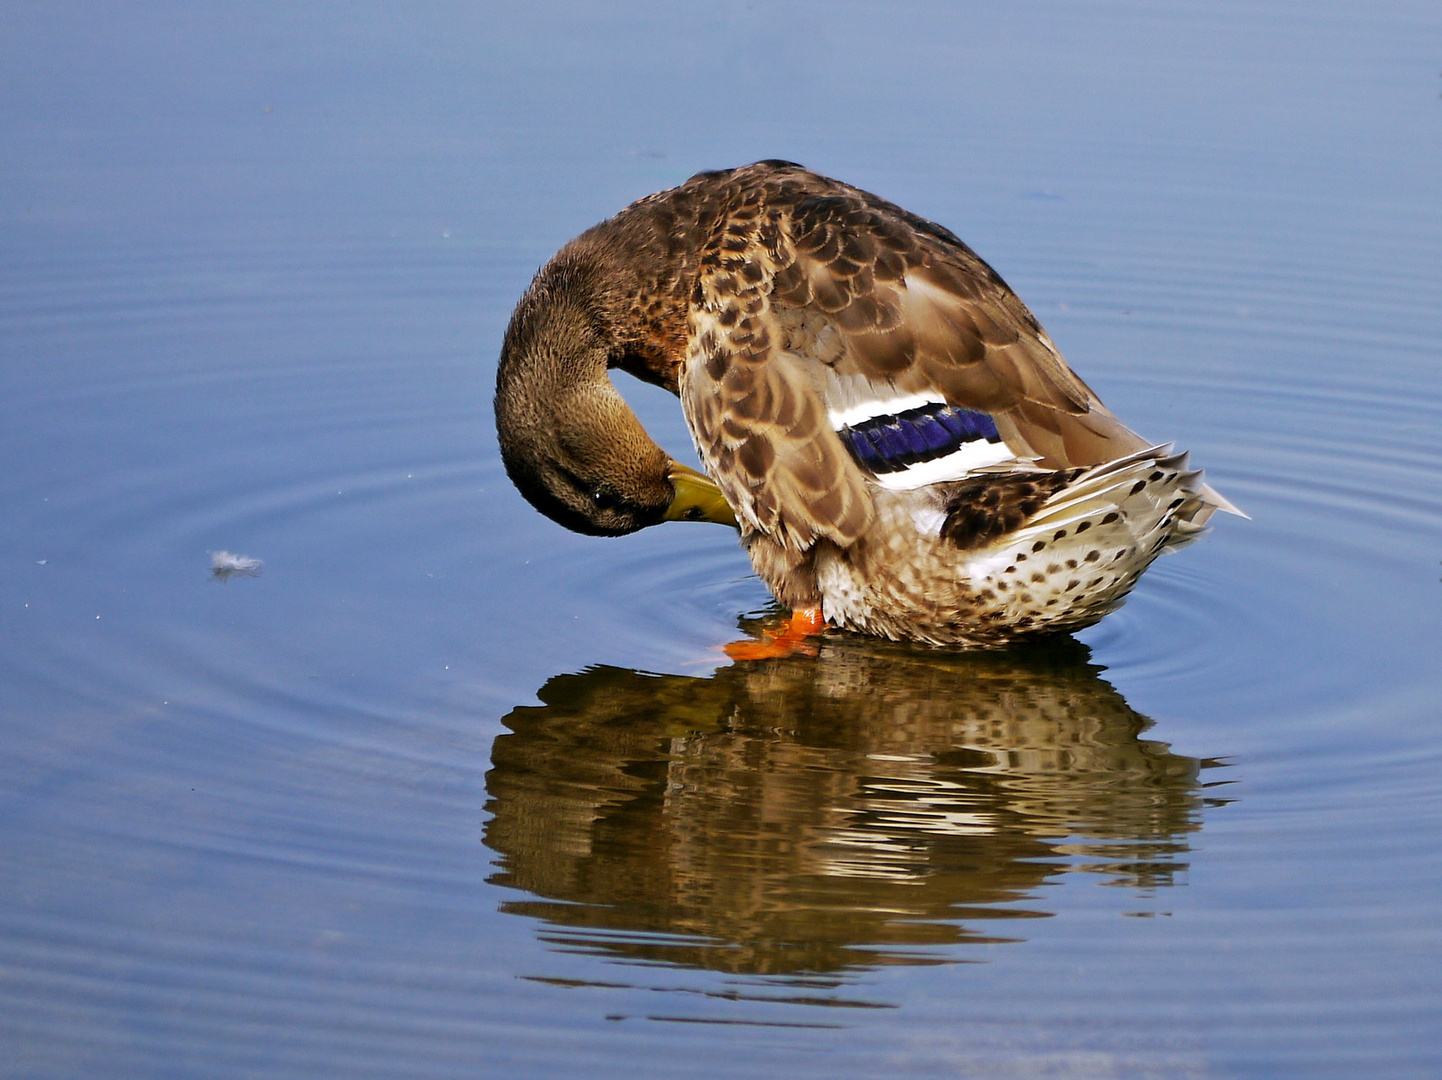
495;160;1239;654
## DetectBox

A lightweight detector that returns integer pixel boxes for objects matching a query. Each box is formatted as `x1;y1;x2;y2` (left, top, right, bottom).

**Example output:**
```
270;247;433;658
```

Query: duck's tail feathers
1021;444;1233;558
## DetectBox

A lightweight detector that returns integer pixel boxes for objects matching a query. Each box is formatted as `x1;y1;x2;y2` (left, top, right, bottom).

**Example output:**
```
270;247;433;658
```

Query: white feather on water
210;550;263;577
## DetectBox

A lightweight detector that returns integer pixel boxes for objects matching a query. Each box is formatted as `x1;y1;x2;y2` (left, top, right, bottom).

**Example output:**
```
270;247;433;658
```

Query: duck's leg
723;607;826;661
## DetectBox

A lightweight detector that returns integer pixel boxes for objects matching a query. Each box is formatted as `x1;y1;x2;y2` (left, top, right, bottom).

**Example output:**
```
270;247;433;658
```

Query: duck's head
494;264;736;537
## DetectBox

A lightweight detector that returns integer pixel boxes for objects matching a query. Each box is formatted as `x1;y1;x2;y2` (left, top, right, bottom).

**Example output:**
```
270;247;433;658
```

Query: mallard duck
495;161;1238;651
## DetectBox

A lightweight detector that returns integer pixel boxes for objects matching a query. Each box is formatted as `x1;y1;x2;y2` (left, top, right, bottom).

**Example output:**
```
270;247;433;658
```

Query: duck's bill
664;461;738;527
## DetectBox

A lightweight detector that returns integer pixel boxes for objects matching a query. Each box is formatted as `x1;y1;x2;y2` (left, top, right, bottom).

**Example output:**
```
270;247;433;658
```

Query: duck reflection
485;636;1223;976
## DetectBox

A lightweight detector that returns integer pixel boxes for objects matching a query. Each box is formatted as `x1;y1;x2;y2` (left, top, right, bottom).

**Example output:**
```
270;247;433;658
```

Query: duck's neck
550;187;719;391
495;256;655;464
496;255;614;407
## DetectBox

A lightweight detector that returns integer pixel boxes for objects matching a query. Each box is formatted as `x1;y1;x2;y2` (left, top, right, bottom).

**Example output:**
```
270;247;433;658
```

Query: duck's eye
592;489;621;512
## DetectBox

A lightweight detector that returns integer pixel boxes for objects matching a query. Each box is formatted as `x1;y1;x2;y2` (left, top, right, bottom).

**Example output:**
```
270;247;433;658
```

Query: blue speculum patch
839;402;1003;474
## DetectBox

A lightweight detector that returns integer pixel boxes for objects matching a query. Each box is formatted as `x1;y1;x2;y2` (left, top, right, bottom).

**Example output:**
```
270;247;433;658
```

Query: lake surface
3;3;1440;1077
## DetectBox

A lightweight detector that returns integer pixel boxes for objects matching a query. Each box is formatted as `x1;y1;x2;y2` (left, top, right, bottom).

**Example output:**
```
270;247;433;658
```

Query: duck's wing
772;168;1155;462
680;164;1152;549
681;284;877;548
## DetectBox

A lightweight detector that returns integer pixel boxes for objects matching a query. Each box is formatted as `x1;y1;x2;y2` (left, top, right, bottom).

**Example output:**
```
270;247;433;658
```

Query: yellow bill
663;461;738;527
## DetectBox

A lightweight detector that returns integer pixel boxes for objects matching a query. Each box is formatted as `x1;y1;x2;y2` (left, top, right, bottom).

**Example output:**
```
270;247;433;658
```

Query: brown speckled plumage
495;161;1238;645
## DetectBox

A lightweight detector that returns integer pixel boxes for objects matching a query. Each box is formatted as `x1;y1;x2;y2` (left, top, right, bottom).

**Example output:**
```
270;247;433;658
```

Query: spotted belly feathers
814;445;1210;645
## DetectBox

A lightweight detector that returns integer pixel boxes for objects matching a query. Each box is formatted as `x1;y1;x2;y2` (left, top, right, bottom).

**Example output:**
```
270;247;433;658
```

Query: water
2;3;1440;1077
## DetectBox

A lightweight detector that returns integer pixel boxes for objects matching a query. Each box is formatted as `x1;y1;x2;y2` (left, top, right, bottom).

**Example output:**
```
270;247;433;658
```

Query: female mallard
495;161;1238;653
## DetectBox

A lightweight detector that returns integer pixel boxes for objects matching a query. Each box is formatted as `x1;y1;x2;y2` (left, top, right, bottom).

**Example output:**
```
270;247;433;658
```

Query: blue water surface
2;3;1440;1078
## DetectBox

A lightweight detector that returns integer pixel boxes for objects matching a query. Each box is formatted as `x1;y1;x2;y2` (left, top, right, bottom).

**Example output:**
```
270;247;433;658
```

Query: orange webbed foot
723;607;826;661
